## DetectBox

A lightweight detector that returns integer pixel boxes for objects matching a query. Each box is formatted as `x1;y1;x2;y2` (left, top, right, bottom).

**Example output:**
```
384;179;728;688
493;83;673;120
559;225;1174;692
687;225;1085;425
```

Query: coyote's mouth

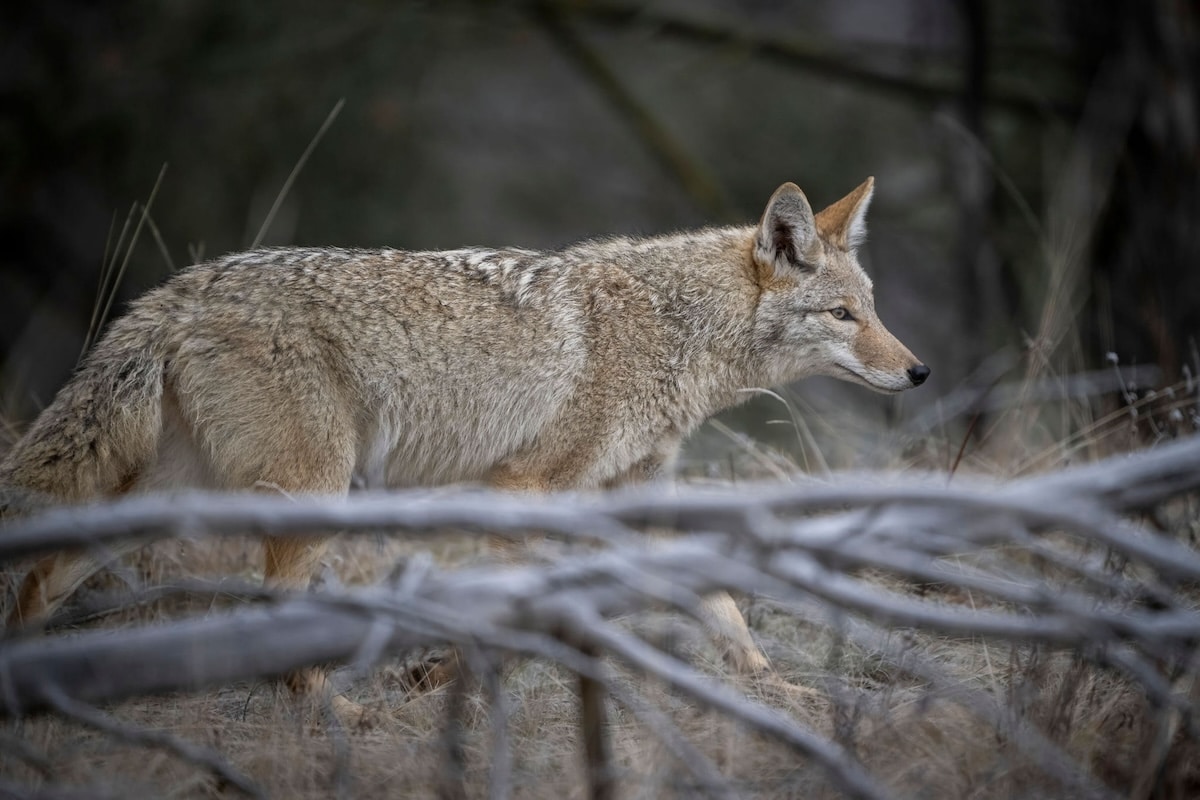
834;363;907;394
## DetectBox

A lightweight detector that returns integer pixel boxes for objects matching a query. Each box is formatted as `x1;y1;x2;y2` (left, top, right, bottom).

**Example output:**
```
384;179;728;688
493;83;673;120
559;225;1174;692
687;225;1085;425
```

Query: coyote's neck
562;226;766;426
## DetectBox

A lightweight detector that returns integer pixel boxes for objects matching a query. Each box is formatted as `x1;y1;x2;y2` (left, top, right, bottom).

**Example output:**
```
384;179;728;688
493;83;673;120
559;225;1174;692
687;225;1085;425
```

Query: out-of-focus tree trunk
1072;0;1200;378
955;0;994;364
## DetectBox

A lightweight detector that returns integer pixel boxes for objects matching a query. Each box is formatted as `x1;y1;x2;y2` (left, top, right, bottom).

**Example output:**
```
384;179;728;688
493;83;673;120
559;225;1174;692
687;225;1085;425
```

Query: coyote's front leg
604;452;772;676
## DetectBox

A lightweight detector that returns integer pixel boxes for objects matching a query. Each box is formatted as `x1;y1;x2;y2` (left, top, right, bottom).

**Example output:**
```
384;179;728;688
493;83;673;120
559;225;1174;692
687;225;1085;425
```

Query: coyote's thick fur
2;177;927;713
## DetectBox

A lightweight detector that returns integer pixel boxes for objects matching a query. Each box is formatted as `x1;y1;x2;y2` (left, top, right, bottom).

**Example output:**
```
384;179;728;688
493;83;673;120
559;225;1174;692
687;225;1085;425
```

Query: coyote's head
750;178;929;394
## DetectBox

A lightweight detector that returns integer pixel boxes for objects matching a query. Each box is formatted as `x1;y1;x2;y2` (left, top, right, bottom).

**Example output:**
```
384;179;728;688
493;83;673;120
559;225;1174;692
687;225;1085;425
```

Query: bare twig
562;607;890;800
532;5;732;220
90;164;168;354
524;0;1070;118
39;685;263;799
251;99;344;249
768;596;1120;799
3;437;1199;797
5;434;1200;565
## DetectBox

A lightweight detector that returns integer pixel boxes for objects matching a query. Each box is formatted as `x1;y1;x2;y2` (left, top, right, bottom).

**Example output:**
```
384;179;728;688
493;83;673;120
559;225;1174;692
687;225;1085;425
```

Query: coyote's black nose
908;364;930;386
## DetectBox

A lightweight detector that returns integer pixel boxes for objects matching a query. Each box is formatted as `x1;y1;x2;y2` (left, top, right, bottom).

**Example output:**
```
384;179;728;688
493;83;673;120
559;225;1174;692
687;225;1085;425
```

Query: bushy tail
1;309;169;508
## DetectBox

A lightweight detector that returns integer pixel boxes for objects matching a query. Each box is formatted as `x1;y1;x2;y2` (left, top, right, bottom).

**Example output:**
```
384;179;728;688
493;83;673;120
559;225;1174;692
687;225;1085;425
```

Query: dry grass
2;371;1199;799
4;448;1200;799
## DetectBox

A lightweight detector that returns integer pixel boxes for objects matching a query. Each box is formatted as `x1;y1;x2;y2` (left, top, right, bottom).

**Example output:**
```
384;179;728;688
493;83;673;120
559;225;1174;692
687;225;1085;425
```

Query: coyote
2;177;926;714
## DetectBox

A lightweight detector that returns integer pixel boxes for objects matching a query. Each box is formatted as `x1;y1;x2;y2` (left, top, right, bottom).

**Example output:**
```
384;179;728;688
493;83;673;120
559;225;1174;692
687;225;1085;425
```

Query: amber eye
830;307;854;321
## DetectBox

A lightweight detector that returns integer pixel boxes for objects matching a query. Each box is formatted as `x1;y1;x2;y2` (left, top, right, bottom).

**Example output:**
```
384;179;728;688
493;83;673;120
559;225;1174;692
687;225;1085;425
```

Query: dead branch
2;437;1199;797
38;684;262;799
521;0;1069;118
3;436;1198;563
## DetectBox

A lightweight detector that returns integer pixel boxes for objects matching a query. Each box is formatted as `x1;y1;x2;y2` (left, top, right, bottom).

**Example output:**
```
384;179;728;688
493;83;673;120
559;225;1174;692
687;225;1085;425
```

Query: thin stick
93;164;169;349
41;684;263;799
532;7;731;221
143;212;177;274
251;98;344;249
80;204;135;361
565;608;890;800
481;652;512;800
438;655;471;800
577;641;615;800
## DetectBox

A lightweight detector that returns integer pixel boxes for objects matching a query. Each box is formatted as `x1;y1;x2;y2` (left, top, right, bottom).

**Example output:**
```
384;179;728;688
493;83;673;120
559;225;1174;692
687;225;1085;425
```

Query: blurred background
2;0;1197;472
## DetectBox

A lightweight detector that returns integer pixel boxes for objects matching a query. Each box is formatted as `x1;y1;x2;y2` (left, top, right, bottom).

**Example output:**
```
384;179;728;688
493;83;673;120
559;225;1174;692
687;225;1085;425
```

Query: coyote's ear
754;182;819;277
815;176;874;251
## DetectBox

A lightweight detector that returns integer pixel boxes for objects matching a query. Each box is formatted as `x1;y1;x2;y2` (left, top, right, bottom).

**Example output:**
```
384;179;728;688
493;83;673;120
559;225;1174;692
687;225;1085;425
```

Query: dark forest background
2;0;1197;465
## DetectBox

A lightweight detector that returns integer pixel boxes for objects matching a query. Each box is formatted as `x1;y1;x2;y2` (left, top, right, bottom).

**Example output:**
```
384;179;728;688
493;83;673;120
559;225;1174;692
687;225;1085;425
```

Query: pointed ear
815;176;874;250
754;182;818;277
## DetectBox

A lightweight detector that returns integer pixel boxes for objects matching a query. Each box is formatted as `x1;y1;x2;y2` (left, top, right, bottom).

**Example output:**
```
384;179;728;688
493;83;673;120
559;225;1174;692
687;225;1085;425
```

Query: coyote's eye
830;307;854;321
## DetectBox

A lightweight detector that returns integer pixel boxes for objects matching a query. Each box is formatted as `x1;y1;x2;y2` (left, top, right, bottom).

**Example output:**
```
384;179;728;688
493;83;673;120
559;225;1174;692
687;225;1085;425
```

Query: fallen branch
39;684;262;799
2;437;1198;798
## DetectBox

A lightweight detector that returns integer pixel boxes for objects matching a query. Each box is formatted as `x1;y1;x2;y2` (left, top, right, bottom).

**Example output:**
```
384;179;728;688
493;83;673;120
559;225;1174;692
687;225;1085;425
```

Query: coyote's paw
402;652;459;694
726;642;772;676
700;592;772;676
330;694;385;731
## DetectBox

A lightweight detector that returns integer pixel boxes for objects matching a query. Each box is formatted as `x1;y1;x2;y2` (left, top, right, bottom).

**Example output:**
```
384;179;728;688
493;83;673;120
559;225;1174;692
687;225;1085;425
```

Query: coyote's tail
1;305;170;511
